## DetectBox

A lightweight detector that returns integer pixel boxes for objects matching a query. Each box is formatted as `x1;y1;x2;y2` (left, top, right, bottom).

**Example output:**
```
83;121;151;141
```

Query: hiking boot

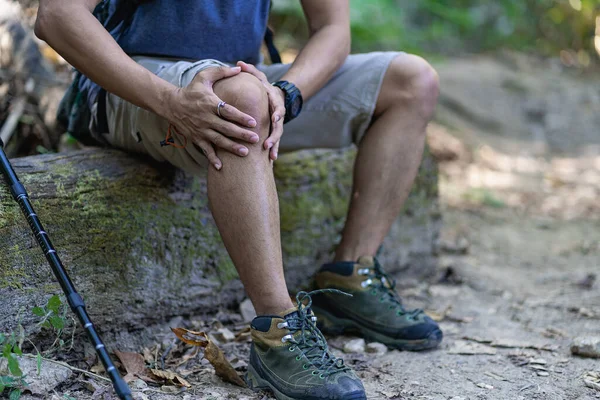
246;290;367;400
311;256;443;351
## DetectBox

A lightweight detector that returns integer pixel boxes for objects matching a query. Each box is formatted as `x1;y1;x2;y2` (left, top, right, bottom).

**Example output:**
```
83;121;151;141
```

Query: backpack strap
264;27;281;64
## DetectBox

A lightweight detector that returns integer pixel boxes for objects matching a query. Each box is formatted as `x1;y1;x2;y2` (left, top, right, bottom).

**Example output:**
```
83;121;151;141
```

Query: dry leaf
90;363;105;374
172;327;247;387
426;305;453;322
150;369;192;388
114;351;156;383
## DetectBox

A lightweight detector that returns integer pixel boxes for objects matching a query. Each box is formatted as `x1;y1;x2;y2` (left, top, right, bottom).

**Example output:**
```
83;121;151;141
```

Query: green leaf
7;356;22;377
0;375;14;386
50;316;65;330
47;295;61;315
0;383;5;393
0;333;5;344
31;307;45;317
36;353;42;376
2;343;12;358
9;389;21;400
11;345;21;356
41;321;51;330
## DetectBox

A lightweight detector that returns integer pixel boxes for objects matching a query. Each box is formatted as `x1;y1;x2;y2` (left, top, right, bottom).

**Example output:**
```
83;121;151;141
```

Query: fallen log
0;147;440;345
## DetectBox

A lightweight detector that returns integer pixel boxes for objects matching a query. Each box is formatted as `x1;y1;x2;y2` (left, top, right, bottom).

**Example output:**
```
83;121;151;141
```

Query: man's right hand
166;66;260;170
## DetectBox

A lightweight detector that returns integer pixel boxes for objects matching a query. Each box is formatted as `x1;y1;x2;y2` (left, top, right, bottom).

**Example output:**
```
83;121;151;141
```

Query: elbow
34;7;53;41
35;2;69;41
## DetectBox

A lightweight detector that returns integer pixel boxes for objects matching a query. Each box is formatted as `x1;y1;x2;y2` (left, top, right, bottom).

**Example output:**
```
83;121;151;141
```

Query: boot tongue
357;255;375;268
279;307;300;319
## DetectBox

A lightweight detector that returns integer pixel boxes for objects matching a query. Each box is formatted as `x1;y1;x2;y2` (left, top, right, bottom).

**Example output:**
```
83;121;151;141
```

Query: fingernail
268;142;273;149
248;119;256;127
251;135;259;143
231;66;241;72
239;147;248;156
274;151;278;160
274;114;281;122
214;163;221;170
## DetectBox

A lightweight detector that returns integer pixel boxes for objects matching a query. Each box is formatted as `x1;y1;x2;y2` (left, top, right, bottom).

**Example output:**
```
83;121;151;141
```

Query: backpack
57;0;281;146
56;0;147;146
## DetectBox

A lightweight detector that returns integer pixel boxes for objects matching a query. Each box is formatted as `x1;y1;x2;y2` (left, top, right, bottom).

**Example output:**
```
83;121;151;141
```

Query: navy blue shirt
118;0;271;64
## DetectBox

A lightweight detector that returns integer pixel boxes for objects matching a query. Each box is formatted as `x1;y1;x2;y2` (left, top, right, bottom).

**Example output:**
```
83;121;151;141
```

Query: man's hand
166;66;261;170
237;61;285;161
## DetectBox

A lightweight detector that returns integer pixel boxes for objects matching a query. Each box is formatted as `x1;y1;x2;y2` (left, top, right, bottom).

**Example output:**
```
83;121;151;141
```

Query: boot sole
246;364;297;400
312;305;443;351
246;364;367;400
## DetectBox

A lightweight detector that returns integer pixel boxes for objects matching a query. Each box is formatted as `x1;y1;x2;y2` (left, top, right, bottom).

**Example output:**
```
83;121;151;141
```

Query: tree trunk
0;147;440;345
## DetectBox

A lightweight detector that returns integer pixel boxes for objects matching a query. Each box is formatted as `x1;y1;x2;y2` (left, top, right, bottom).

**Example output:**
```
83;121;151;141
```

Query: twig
0;78;35;145
21;353;111;383
0;96;26;144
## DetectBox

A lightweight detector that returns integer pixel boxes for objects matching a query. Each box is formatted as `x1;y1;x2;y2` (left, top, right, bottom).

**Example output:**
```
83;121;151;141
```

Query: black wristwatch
272;80;303;124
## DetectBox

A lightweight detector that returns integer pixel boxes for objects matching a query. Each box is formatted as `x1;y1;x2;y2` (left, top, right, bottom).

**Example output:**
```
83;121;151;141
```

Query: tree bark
0;147;440;346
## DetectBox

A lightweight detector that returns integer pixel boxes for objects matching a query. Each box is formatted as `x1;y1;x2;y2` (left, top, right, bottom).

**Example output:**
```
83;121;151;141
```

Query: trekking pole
0;138;133;400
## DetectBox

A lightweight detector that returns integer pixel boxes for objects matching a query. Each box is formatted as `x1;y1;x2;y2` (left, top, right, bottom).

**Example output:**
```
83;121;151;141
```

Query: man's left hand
237;61;285;161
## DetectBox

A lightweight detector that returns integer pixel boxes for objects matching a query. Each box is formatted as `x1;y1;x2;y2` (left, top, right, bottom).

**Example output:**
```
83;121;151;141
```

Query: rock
343;339;366;354
214;327;236;343
239;299;257;323
0;356;72;395
537;371;550;377
476;382;494;390
571;336;600;358
365;342;388;355
447;341;497;355
130;379;148;390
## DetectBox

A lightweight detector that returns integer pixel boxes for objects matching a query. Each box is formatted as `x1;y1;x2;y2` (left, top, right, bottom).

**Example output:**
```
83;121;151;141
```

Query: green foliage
35;295;68;331
271;0;600;63
0;331;26;400
0;295;71;399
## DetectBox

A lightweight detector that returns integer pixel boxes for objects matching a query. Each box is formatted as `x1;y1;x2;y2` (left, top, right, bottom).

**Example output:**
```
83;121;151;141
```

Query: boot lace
278;289;351;377
357;258;423;318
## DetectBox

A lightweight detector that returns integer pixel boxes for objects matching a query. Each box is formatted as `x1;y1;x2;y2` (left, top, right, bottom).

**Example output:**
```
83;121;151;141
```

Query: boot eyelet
319;374;325;379
311;371;318;375
379;297;385;303
303;364;309;370
371;289;377;295
389;305;395;309
289;346;296;352
295;355;301;361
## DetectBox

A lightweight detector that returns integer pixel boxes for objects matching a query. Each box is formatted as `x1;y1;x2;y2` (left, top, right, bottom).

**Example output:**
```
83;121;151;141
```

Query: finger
236;61;268;82
270;140;280;161
193;138;222;170
209;130;250;157
264;92;285;150
215;98;257;128
212;117;259;144
200;65;242;84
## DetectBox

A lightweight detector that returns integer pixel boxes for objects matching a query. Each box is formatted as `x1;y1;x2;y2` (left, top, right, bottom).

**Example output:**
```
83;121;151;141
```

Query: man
35;1;441;399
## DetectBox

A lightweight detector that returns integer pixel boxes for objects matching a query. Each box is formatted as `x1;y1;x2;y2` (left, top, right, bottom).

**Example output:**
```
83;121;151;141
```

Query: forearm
35;2;176;119
281;24;350;100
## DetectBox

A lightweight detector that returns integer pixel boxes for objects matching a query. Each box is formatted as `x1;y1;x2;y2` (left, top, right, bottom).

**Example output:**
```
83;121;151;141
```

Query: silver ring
217;101;226;117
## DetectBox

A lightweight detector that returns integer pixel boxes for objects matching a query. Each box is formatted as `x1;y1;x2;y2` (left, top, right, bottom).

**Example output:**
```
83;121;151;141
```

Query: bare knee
377;54;440;120
213;72;270;141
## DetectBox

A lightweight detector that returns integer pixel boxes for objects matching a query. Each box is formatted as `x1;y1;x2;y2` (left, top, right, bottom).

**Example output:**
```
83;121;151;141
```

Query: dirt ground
16;56;600;399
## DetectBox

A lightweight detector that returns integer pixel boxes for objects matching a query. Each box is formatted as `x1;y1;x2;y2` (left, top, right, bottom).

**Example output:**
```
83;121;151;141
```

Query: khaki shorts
102;52;400;175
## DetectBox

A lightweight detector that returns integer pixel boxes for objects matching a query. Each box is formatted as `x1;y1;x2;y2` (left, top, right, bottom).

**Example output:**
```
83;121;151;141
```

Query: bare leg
335;54;440;262
209;72;293;315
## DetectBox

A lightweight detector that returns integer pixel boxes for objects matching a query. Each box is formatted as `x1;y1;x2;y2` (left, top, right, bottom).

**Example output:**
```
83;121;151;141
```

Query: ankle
253;299;294;316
